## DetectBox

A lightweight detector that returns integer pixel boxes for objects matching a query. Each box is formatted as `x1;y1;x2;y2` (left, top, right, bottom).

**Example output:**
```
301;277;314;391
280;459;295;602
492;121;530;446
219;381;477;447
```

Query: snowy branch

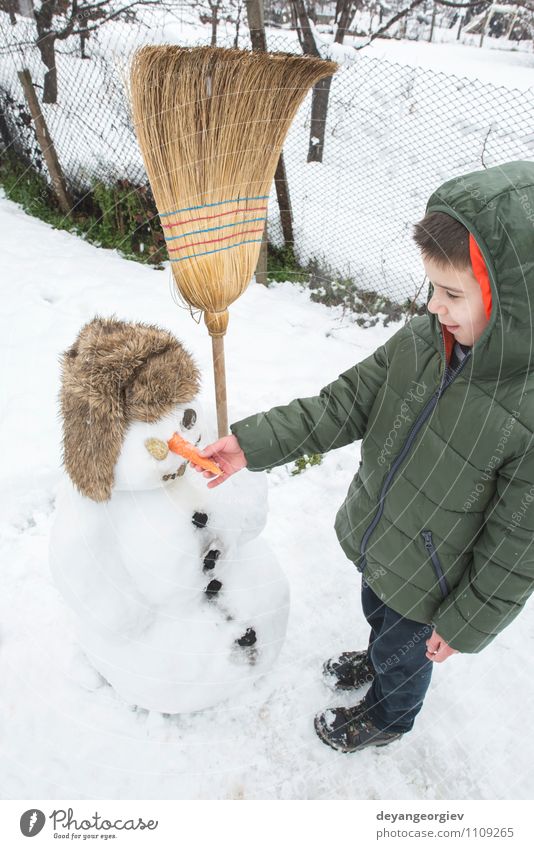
357;0;427;47
56;0;161;39
66;1;161;37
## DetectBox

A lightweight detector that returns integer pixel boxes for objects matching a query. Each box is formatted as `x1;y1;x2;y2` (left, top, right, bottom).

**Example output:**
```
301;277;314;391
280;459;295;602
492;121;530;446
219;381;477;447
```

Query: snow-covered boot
322;650;375;691
314;701;403;753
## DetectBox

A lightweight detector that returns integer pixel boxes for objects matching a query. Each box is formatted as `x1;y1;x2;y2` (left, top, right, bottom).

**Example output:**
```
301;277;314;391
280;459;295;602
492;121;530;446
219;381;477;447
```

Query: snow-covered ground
1;192;534;800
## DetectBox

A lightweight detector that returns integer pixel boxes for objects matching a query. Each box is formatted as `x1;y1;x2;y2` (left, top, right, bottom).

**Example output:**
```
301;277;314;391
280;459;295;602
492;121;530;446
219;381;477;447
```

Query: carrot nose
145;438;169;460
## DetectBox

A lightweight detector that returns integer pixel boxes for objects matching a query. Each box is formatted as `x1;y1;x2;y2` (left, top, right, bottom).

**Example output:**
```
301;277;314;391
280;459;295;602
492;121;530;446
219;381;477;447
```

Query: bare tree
198;0;245;46
8;1;161;104
199;0;222;44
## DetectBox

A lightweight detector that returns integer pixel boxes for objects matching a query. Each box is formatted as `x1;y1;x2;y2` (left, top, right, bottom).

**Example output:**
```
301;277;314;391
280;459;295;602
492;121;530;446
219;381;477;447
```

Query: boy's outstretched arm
224;341;392;474
430;441;534;654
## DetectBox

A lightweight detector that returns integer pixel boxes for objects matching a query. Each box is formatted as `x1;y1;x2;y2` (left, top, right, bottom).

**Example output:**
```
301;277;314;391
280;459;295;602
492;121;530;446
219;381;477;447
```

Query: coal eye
182;408;197;430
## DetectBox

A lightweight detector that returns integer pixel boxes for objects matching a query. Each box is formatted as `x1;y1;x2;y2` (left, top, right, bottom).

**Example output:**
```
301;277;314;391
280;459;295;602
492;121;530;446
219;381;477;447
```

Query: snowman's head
113;401;205;492
60;316;201;502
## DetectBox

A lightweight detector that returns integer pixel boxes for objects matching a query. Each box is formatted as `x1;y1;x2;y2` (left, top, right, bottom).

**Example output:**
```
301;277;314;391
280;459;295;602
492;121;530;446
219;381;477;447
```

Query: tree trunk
210;3;219;46
246;0;267;50
307;76;332;162
36;32;58;104
300;0;348;163
292;0;320;56
8;0;17;25
233;0;242;48
336;0;358;43
246;0;294;250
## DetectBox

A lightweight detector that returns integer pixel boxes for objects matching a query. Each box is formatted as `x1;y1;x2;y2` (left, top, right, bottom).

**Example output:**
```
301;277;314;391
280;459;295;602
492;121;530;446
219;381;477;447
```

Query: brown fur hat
60;315;201;502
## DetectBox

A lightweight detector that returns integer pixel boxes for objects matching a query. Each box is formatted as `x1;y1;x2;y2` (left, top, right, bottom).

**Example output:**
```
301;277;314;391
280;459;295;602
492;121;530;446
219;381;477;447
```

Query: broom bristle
129;45;338;335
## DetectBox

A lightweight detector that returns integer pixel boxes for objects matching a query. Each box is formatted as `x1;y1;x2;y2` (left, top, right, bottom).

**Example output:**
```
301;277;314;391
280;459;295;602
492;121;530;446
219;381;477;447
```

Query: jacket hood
425;160;534;381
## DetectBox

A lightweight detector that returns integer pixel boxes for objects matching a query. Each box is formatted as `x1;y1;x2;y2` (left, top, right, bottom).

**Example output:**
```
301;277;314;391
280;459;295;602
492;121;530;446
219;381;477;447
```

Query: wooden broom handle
211;335;228;438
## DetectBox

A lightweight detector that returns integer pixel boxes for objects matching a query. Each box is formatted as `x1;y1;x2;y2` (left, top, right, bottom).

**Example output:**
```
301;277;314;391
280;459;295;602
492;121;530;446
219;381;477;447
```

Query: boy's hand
189;434;247;488
425;631;459;663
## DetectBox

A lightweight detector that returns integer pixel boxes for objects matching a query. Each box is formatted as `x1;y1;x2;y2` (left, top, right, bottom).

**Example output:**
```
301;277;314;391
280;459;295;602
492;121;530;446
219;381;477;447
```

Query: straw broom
129;45;338;438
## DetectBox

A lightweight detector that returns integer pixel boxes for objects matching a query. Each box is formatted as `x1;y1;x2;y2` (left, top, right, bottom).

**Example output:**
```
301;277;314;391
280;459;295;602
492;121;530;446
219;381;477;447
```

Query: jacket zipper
358;344;470;572
421;530;450;599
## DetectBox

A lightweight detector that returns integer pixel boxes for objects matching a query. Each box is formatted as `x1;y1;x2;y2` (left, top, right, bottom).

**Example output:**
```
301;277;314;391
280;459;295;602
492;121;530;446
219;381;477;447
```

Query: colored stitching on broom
160;195;269;217
168;228;265;253
165;217;266;242
169;238;263;262
162;206;267;229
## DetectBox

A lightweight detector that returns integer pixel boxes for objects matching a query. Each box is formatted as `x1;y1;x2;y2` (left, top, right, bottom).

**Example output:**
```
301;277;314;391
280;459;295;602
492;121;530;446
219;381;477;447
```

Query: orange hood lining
469;233;493;322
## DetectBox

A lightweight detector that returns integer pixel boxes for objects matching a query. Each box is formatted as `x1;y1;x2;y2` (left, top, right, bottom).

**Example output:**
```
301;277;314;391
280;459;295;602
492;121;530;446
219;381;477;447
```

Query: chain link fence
1;5;534;308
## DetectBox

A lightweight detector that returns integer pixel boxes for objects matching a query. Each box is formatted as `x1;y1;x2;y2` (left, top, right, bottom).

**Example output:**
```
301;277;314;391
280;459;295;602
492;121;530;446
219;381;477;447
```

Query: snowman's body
49;403;289;713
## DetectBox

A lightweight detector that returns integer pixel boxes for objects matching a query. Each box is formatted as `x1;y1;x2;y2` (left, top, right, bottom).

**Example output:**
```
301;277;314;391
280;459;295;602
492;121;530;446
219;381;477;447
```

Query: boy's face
424;256;489;347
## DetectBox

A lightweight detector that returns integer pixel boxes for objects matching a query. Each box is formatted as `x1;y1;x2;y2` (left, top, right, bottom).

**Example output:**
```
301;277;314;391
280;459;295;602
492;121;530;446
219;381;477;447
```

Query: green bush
0;154;165;266
267;243;309;284
291;453;323;475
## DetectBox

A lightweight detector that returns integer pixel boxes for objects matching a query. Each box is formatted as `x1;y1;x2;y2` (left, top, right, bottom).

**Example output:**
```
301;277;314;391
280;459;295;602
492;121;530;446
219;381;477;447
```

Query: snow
358;34;534;92
2;191;534;800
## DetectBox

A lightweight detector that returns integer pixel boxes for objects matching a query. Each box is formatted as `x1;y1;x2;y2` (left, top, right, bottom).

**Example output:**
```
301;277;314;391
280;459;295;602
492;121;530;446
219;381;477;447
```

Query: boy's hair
413;212;470;269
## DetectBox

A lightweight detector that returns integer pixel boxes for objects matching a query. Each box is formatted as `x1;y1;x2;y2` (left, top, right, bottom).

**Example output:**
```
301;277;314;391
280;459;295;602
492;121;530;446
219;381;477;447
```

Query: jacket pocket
421;530;450;599
335;502;359;568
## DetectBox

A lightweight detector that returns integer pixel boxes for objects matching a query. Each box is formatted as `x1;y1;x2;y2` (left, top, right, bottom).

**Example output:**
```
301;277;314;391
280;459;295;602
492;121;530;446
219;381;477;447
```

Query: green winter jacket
230;161;534;654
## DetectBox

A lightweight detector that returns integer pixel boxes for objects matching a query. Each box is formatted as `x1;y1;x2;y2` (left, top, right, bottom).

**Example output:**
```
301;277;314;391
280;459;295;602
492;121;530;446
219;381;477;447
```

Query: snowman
49;316;289;713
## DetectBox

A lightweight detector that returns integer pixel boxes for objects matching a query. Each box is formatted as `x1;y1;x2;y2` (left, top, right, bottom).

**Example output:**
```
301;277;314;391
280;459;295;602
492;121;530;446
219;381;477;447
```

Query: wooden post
506;9;519;40
479;6;495;48
255;224;268;286
17;68;72;215
274;154;294;250
428;5;436;43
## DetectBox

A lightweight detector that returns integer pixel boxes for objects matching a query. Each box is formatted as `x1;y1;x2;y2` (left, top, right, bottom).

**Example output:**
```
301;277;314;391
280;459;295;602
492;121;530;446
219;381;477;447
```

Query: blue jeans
361;577;434;735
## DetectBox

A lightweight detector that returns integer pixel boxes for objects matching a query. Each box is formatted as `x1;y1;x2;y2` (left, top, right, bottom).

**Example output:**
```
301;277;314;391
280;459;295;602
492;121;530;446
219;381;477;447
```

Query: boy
191;161;534;753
